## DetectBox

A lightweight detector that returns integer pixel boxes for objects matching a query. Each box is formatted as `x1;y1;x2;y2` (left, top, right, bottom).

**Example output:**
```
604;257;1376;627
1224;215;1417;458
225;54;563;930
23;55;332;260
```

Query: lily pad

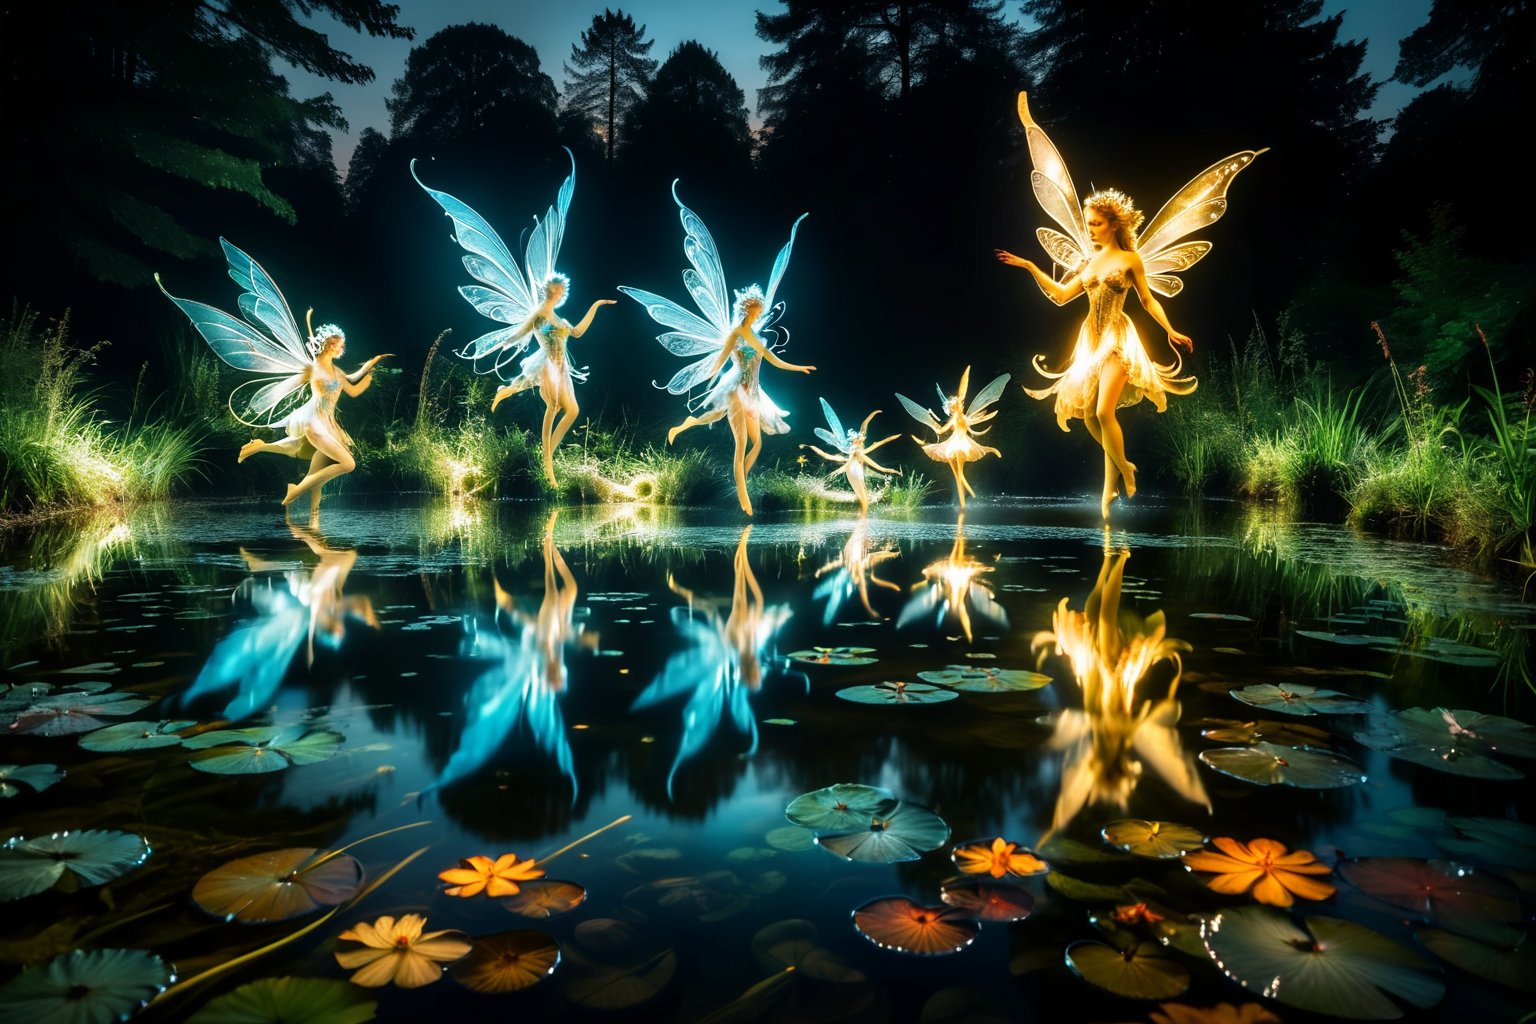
1199;742;1366;789
1197;718;1333;748
561;919;677;1009
1437;817;1536;869
4;690;157;736
785;784;897;832
184;725;344;775
1201;905;1445;1019
1229;683;1371;717
193;847;363;923
751;919;866;982
916;665;1050;692
852;896;979;955
1416;928;1536;993
499;879;586;919
764;826;815;852
0;829;150;901
835;682;957;705
787;646;878;666
186;977;376;1024
1354;708;1534;780
1101;820;1207;860
451;930;561;993
816;802;950;864
0;947;172;1024
1065;940;1190;999
1337;858;1524;944
1191;612;1254;622
939;882;1035;922
622;872;754;923
79;720;197;752
0;763;64;798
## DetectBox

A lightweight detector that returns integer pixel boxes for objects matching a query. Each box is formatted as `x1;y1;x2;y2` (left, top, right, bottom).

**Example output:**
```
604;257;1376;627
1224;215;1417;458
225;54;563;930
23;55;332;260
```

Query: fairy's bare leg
240;436;307;463
550;387;579;454
1094;362;1135;518
491;383;518;413
668;408;725;445
540;399;559;487
743;413;763;473
951;460;966;509
732;417;752;516
851;472;869;514
1081;412;1122;516
283;430;354;506
303;449;327;512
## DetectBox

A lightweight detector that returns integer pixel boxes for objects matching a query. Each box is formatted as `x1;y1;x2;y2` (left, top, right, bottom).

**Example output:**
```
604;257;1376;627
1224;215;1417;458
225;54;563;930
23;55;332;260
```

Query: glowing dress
897;367;1010;507
696;345;790;436
497;313;590;400
279;368;352;455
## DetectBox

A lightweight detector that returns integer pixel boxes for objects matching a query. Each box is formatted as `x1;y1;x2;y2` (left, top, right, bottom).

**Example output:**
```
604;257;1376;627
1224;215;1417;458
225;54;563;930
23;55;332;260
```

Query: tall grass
751;464;934;513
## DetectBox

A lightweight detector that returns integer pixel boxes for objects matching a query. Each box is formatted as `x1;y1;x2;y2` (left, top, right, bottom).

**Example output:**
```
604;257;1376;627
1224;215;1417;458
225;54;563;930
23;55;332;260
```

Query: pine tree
563;9;658;164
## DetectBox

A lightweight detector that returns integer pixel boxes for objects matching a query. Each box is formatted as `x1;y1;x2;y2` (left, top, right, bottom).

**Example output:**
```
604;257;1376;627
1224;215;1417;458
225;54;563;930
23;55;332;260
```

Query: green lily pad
0;763;64;798
1437;817;1536;870
186;977;377;1023
764;826;815;852
787;647;877;666
939;882;1035;922
852;896;979;955
1101;819;1207;859
1036;835;1133;865
751;919;866;982
193;847;363;923
1200;742;1366;789
1416;928;1536;993
916;665;1050;692
1065;940;1190;999
1201;905;1445;1019
1196;717;1333;747
835;682;958;705
785;784;897;832
0;947;171;1024
184;725;344;775
1229;683;1371;717
816;802;950;864
1191;612;1254;622
1354;708;1534;780
1338;858;1524;945
79;720;197;752
0;829;150;901
4;690;157;736
1045;872;1138;904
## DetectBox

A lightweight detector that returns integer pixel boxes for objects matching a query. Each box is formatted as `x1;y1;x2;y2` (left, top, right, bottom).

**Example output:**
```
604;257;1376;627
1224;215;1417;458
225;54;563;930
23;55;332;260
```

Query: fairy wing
219;239;308;364
524;148;576;295
1137;148;1268;297
967;373;1012;418
618;285;728;394
1017;93;1089;269
672;181;733;334
761;213;808;314
815;398;850;454
896;392;941;433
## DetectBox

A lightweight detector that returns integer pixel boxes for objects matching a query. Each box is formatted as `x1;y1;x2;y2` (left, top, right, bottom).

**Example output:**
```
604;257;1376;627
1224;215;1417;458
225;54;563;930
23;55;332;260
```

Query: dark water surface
2;496;1531;1022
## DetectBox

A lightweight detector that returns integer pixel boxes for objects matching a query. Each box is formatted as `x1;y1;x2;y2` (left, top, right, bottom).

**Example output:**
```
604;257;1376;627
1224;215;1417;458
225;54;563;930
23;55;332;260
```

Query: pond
1;496;1532;1023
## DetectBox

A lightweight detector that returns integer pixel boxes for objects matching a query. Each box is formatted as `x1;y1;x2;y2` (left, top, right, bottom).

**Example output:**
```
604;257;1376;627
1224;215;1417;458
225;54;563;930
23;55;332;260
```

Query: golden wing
1036;228;1088;275
1017;93;1089;267
1138;149;1268;297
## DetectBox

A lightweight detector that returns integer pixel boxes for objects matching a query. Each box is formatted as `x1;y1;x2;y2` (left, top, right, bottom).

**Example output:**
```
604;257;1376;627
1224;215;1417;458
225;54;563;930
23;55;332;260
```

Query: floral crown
1084;188;1144;241
308;324;344;356
732;285;766;322
542;273;571;307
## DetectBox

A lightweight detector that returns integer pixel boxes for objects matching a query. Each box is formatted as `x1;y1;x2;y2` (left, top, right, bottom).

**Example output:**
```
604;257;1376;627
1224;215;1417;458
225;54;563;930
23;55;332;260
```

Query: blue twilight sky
279;0;1449;173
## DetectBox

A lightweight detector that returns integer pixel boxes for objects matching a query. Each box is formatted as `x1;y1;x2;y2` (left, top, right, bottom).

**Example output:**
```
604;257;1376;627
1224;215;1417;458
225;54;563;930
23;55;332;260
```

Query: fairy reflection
813;520;900;624
633;526;794;798
1034;540;1209;840
183;516;377;719
435;510;594;798
898;514;1006;642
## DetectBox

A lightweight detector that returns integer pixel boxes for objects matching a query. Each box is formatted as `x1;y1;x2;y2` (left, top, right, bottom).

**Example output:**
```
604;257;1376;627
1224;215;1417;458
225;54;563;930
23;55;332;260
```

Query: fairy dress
279;367;353;453
921;408;1000;464
500;313;589;398
694;343;790;435
1023;266;1195;432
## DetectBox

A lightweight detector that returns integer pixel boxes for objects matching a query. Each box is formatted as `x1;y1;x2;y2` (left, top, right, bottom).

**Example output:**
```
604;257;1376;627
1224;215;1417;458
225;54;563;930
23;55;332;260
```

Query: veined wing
525;148;576;292
671;181;732;333
816;398;850;453
219;239;308;363
967;373;1012;418
1037;228;1087;274
460;284;531;325
762;213;809;313
1017;93;1088;255
658;332;722;357
155;279;308;376
412;159;536;318
664;354;725;395
1137;149;1267;268
897;392;940;432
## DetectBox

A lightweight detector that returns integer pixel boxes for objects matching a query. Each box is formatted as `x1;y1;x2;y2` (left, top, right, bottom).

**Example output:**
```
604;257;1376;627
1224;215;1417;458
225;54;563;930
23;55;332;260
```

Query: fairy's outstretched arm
341;356;391;397
569;299;617;338
1128;253;1192;351
996;252;1084;306
861;453;901;476
802;444;844;465
702;335;737;381
863;432;901;454
741;327;813;373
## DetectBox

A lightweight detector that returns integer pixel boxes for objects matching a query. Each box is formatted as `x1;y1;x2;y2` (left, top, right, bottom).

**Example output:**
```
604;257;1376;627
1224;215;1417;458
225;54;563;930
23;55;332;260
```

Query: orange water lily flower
438;853;544;897
953;837;1049;878
1111;902;1165;926
334;913;471;988
1150;1001;1280;1024
1182;836;1334;907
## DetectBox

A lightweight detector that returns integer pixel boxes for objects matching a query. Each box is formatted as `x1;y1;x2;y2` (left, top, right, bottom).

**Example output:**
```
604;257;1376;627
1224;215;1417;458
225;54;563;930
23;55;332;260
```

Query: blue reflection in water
633;526;798;798
181;520;377;719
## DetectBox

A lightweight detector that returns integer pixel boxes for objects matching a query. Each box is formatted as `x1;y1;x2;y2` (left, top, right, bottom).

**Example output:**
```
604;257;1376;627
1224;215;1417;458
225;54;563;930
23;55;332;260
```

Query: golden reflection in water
1033;541;1208;841
492;509;598;693
813;520;900;624
899;514;1006;642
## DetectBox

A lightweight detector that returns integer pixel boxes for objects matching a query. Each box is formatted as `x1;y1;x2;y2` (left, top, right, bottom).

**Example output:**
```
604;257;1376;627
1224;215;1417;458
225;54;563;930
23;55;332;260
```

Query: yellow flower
1182;836;1334;907
1150;1002;1281;1024
953;837;1049;878
437;853;544;898
334;913;471;988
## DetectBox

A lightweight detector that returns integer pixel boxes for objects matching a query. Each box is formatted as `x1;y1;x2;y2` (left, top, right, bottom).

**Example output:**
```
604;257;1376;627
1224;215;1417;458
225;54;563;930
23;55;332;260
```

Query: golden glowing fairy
898;515;1006;643
802;400;902;514
897;366;1010;509
997;92;1265;518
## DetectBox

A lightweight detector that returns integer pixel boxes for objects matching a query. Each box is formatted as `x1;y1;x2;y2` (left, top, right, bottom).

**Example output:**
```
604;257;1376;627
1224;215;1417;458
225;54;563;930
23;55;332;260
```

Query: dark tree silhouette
563;9;658;164
1394;0;1533;95
625;41;753;179
387;23;558;144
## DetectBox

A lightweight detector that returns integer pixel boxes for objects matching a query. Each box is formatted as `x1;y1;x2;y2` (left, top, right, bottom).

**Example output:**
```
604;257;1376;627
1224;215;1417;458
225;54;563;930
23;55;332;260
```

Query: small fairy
801;399;902;515
896;366;1010;509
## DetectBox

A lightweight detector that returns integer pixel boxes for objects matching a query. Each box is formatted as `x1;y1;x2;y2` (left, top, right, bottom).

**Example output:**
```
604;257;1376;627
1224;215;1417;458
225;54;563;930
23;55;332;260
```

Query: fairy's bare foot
238;439;263;463
543;462;558;489
667;426;683;445
1123;463;1137;498
491;386;512;413
282;484;299;507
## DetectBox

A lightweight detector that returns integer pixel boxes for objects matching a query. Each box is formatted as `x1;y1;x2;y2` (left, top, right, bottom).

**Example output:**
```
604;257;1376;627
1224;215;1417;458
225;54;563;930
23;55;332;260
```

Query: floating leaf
0;947;171;1024
79;719;197;752
751;919;866;982
614;847;682;874
1338;858;1524;944
622;872;753;923
1183;837;1335;907
185;726;344;775
787;647;877;666
951;837;1048;878
1437;817;1536;868
4;690;157;736
1354;708;1534;780
1046;872;1137;904
500;879;586;919
852;897;979;955
916;665;1050;692
816;802;950;864
785;783;897;831
1201;906;1445;1019
940;882;1035;922
561;920;676;1009
186;977;376;1024
193;847;363;923
1066;940;1190;999
1191;613;1254;622
1197;718;1333;748
1102;820;1206;860
0;829;150;901
1416;928;1536;993
1229;683;1371;717
1200;742;1366;789
1037;835;1133;865
450;930;560;993
835;681;957;705
764;826;815;852
0;763;63;798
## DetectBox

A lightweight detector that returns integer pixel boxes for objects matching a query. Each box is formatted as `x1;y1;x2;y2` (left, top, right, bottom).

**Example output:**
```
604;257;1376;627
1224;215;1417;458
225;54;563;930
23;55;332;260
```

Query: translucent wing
1146;275;1185;298
762;213;809;313
816;398;850;454
1017;93;1088;256
219;239;308;362
1136;149;1268;290
1036;228;1088;274
966;373;1012;418
525;148;576;293
671;181;732;334
897;392;941;432
617;286;722;344
1143;240;1211;277
664;354;727;396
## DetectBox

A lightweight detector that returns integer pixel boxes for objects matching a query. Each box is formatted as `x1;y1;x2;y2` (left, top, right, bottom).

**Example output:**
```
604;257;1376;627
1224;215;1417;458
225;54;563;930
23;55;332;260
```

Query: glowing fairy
997;92;1265;518
157;240;392;509
620;184;814;516
897;366;1010;509
802;400;902;515
413;151;615;488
